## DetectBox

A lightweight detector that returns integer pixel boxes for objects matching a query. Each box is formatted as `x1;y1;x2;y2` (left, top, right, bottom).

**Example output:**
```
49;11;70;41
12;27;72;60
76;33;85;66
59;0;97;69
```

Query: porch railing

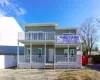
56;55;77;63
19;55;45;63
32;55;44;63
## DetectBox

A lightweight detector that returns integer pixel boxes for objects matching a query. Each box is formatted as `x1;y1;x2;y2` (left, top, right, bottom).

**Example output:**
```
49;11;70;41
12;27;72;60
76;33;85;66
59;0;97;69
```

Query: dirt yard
0;69;65;80
58;69;100;80
0;67;100;80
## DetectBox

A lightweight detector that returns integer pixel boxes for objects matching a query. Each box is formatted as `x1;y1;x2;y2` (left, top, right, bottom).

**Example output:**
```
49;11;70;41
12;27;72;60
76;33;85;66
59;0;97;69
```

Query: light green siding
25;45;54;62
25;45;76;55
24;45;76;62
25;26;55;32
56;30;76;35
56;47;76;55
25;26;77;35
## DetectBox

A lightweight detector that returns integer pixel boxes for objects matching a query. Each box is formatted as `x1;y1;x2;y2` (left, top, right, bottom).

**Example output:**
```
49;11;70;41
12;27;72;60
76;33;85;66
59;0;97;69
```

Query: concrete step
45;63;54;69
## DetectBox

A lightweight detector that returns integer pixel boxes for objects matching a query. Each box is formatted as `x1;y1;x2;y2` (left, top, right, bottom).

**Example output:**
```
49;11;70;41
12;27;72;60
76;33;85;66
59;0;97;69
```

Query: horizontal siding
56;30;76;35
25;26;77;35
25;45;76;56
25;26;55;32
56;47;76;55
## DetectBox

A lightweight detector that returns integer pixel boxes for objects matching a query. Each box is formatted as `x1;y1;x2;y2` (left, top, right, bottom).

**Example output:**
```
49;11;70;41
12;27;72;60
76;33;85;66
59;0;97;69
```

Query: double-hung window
64;49;68;57
69;49;74;57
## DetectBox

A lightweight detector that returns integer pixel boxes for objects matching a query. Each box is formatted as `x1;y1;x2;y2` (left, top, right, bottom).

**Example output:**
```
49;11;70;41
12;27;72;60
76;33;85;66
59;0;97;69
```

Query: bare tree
80;17;99;56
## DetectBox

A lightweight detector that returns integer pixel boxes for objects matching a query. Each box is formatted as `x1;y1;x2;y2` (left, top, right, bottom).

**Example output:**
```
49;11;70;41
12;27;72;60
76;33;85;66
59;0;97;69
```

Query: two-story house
17;23;82;69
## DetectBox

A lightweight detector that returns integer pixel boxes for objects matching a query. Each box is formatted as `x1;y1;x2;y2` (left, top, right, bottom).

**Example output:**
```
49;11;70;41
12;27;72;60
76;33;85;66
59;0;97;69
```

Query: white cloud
0;0;27;16
0;0;10;6
0;9;6;16
16;8;27;16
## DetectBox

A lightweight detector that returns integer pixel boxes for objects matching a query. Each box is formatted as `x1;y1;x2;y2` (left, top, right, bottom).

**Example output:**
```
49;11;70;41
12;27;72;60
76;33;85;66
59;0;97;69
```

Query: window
27;48;30;55
64;49;68;57
38;48;42;57
70;49;74;57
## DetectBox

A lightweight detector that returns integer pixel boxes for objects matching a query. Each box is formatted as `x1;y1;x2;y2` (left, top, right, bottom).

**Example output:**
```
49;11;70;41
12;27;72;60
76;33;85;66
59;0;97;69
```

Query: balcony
18;32;55;41
18;32;82;44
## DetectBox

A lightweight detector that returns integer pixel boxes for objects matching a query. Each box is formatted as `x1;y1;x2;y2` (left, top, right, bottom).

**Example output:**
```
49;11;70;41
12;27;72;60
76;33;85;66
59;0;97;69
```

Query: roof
23;23;79;30
23;23;58;27
56;27;79;30
0;45;24;55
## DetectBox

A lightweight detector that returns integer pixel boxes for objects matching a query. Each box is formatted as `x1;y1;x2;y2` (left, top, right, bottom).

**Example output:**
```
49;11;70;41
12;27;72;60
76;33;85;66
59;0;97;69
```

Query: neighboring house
0;46;24;69
0;17;23;69
0;17;23;46
88;51;100;55
17;23;82;69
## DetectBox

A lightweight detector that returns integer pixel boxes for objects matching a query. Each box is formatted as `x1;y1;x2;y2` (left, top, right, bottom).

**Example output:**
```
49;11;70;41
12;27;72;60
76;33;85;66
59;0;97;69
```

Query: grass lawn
58;68;100;80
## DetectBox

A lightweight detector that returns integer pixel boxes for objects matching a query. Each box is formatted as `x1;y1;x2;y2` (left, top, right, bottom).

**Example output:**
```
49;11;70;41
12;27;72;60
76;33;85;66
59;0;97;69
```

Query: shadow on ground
84;64;100;71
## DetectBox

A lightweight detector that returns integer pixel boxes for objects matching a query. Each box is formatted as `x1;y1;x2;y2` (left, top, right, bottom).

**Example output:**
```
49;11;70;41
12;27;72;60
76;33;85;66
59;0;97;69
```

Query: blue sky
0;0;100;29
0;0;100;47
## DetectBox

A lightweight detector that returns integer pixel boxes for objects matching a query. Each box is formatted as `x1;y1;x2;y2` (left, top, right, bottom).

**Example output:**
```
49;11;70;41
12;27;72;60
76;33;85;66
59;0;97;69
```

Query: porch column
80;44;82;68
44;32;46;63
68;45;69;68
54;44;56;69
54;32;56;69
17;41;19;68
30;42;32;69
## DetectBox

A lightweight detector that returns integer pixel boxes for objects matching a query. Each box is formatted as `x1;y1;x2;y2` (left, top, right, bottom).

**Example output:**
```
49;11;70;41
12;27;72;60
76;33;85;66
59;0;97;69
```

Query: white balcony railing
18;32;82;44
18;32;55;41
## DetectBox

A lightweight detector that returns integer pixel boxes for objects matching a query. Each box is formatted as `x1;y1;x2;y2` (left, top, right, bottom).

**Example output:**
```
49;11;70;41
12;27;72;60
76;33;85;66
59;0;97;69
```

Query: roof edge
56;27;79;30
23;23;58;27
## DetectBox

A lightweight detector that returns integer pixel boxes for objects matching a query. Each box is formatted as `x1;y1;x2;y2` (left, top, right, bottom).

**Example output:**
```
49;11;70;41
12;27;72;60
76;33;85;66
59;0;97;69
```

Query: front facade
17;24;82;69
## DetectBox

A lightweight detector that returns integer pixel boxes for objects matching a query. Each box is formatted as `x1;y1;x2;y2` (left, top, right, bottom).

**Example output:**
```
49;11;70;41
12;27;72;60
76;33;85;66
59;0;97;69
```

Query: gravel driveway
0;69;65;80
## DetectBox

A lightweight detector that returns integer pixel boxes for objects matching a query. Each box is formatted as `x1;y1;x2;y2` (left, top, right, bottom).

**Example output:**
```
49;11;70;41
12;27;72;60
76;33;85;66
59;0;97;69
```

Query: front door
49;49;54;62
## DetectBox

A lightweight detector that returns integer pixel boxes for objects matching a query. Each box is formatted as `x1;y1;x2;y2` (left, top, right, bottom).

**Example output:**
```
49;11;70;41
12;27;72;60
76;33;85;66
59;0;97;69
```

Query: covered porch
17;41;82;69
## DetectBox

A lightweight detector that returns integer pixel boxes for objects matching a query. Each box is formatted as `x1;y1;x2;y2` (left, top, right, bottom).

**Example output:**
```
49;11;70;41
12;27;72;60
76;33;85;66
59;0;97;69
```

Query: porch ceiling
55;44;81;48
19;41;55;45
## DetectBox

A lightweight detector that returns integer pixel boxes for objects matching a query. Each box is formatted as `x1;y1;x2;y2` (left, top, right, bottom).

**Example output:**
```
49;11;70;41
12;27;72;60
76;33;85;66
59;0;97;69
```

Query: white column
30;32;32;69
80;44;82;68
54;32;56;69
44;32;46;64
30;42;32;69
68;45;69;68
17;41;19;68
54;44;56;69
